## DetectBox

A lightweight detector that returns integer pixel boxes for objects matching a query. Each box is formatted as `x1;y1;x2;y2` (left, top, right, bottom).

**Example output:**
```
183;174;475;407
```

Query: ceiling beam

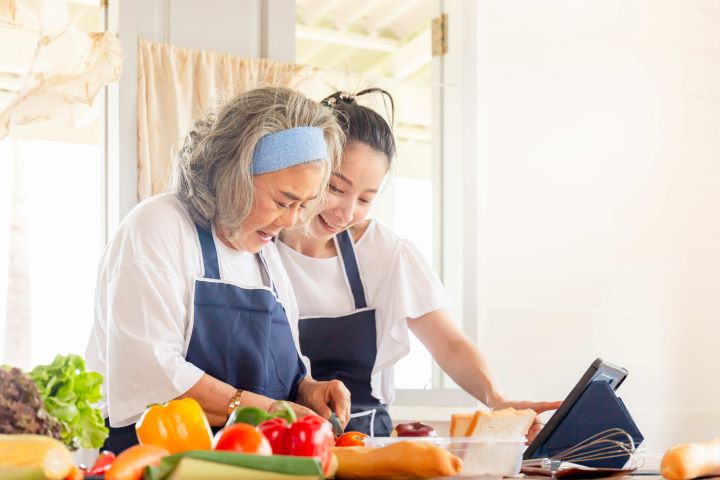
324;49;361;71
297;42;328;65
366;28;431;79
300;43;339;68
298;0;346;25
296;25;401;53
333;0;387;29
366;0;422;33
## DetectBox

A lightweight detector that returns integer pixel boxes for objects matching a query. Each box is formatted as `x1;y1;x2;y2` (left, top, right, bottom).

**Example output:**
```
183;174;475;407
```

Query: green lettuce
28;354;108;449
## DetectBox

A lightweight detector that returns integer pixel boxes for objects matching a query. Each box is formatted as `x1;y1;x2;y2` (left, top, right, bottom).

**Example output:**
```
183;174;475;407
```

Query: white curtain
0;0;123;138
137;39;320;199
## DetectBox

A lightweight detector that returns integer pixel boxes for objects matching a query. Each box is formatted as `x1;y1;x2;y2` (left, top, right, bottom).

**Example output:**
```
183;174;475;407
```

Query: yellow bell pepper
135;398;212;453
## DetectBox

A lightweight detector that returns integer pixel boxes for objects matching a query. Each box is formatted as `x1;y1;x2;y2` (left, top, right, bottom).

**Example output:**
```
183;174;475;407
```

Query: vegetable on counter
226;400;297;428
661;439;720;480
0;366;61;439
267;400;298;424
259;415;335;476
105;444;168;480
213;423;272;455
393;421;437;437
226;406;271;427
0;434;75;480
135;398;212;454
85;450;116;475
65;464;85;480
27;354;108;450
147;457;319;480
143;450;323;480
335;431;368;447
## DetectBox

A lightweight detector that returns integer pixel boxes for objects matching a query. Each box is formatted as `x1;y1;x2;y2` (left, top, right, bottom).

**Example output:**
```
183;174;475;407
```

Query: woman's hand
490;399;562;443
296;377;351;426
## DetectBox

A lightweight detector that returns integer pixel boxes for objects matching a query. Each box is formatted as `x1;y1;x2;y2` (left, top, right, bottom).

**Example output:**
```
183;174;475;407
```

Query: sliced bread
467;408;535;440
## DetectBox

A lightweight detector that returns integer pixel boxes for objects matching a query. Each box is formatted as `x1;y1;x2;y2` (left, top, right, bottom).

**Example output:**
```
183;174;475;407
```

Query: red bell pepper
85;450;115;475
258;415;334;475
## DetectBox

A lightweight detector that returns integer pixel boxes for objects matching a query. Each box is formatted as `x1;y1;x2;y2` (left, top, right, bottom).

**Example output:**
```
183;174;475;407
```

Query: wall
107;0;295;234
469;0;720;452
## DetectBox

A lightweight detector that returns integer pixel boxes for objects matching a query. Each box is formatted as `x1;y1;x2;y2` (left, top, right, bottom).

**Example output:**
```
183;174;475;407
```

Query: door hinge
432;13;448;57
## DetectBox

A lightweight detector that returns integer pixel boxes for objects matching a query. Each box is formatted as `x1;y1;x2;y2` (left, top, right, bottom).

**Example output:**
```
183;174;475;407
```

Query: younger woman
277;89;560;437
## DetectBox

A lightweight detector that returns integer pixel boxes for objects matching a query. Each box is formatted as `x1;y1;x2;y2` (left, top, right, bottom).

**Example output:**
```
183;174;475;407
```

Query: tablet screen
523;358;628;460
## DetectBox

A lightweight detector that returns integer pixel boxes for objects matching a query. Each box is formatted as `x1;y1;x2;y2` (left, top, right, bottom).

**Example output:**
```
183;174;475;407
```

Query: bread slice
450;413;474;437
467;408;535;440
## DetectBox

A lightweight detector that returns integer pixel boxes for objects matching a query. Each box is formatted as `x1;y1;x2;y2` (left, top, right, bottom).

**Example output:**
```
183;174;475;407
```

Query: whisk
523;428;638;471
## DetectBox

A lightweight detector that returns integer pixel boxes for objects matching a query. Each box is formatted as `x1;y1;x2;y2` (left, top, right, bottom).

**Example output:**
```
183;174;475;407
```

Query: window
0;1;106;370
295;0;437;391
0;137;104;368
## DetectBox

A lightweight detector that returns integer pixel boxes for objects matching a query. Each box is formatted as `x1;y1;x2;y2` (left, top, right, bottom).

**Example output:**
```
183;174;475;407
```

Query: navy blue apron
103;224;307;453
298;230;392;436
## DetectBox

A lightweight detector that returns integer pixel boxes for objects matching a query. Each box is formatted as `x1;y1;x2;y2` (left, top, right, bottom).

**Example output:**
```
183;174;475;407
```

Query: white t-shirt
276;220;449;405
85;193;300;427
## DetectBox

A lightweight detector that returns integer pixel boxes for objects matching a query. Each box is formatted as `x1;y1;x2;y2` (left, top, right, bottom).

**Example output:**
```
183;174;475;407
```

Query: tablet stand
529;380;644;469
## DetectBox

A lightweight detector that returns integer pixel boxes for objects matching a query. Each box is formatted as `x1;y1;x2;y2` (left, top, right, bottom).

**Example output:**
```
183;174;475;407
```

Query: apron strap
195;224;221;279
257;250;279;296
335;230;368;309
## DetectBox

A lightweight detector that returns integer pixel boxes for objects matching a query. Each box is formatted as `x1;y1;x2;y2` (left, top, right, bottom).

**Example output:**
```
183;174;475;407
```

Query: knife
329;412;344;437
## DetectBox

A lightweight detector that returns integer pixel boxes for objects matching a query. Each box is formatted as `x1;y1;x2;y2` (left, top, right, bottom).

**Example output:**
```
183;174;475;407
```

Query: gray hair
171;86;344;233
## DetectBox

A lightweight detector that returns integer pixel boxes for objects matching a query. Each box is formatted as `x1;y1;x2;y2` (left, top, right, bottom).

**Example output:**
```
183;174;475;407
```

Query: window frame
392;0;483;409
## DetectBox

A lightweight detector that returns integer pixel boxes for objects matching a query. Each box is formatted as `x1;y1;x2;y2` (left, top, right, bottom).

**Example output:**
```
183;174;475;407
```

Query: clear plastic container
363;436;526;476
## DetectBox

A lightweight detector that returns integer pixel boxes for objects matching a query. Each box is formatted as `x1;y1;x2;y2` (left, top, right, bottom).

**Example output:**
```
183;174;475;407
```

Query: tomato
213;423;272;455
335;431;368;447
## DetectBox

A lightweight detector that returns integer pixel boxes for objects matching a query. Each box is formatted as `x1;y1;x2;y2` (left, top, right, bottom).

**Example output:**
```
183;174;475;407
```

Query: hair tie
339;92;357;103
322;91;358;108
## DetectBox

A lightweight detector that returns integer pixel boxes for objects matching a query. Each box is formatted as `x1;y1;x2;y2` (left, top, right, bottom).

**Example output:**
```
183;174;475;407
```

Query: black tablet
523;358;628;460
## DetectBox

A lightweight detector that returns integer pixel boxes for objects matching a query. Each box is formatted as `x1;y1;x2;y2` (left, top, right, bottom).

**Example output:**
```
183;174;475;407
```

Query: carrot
65;464;84;480
105;444;169;480
661;439;720;480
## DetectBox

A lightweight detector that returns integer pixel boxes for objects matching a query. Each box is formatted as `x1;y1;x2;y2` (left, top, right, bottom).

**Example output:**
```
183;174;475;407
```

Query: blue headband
251;126;328;175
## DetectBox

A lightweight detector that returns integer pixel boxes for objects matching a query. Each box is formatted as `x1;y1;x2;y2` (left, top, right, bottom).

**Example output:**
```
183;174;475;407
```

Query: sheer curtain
137;39;319;199
0;0;120;369
0;0;122;138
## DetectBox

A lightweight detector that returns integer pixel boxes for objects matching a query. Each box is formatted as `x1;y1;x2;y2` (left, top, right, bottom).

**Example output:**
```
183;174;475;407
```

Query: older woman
86;87;350;453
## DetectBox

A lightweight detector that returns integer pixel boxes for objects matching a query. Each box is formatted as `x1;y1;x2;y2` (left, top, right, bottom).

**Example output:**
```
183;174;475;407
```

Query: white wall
466;0;720;452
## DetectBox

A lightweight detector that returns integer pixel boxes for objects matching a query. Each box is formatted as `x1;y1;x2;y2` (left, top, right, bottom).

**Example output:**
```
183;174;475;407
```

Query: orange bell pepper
135;398;212;453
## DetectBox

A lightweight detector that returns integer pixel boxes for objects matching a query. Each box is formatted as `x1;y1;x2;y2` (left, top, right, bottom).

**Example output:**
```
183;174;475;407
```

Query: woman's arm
179;374;352;427
178;374;278;426
409;309;561;440
408;309;505;407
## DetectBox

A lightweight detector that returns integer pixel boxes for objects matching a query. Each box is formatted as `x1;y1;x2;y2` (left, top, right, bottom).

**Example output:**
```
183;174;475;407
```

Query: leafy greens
28;354;108;449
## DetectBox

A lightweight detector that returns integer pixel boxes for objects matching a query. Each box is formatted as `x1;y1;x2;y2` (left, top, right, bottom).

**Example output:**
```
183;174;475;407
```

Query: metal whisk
524;428;638;471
